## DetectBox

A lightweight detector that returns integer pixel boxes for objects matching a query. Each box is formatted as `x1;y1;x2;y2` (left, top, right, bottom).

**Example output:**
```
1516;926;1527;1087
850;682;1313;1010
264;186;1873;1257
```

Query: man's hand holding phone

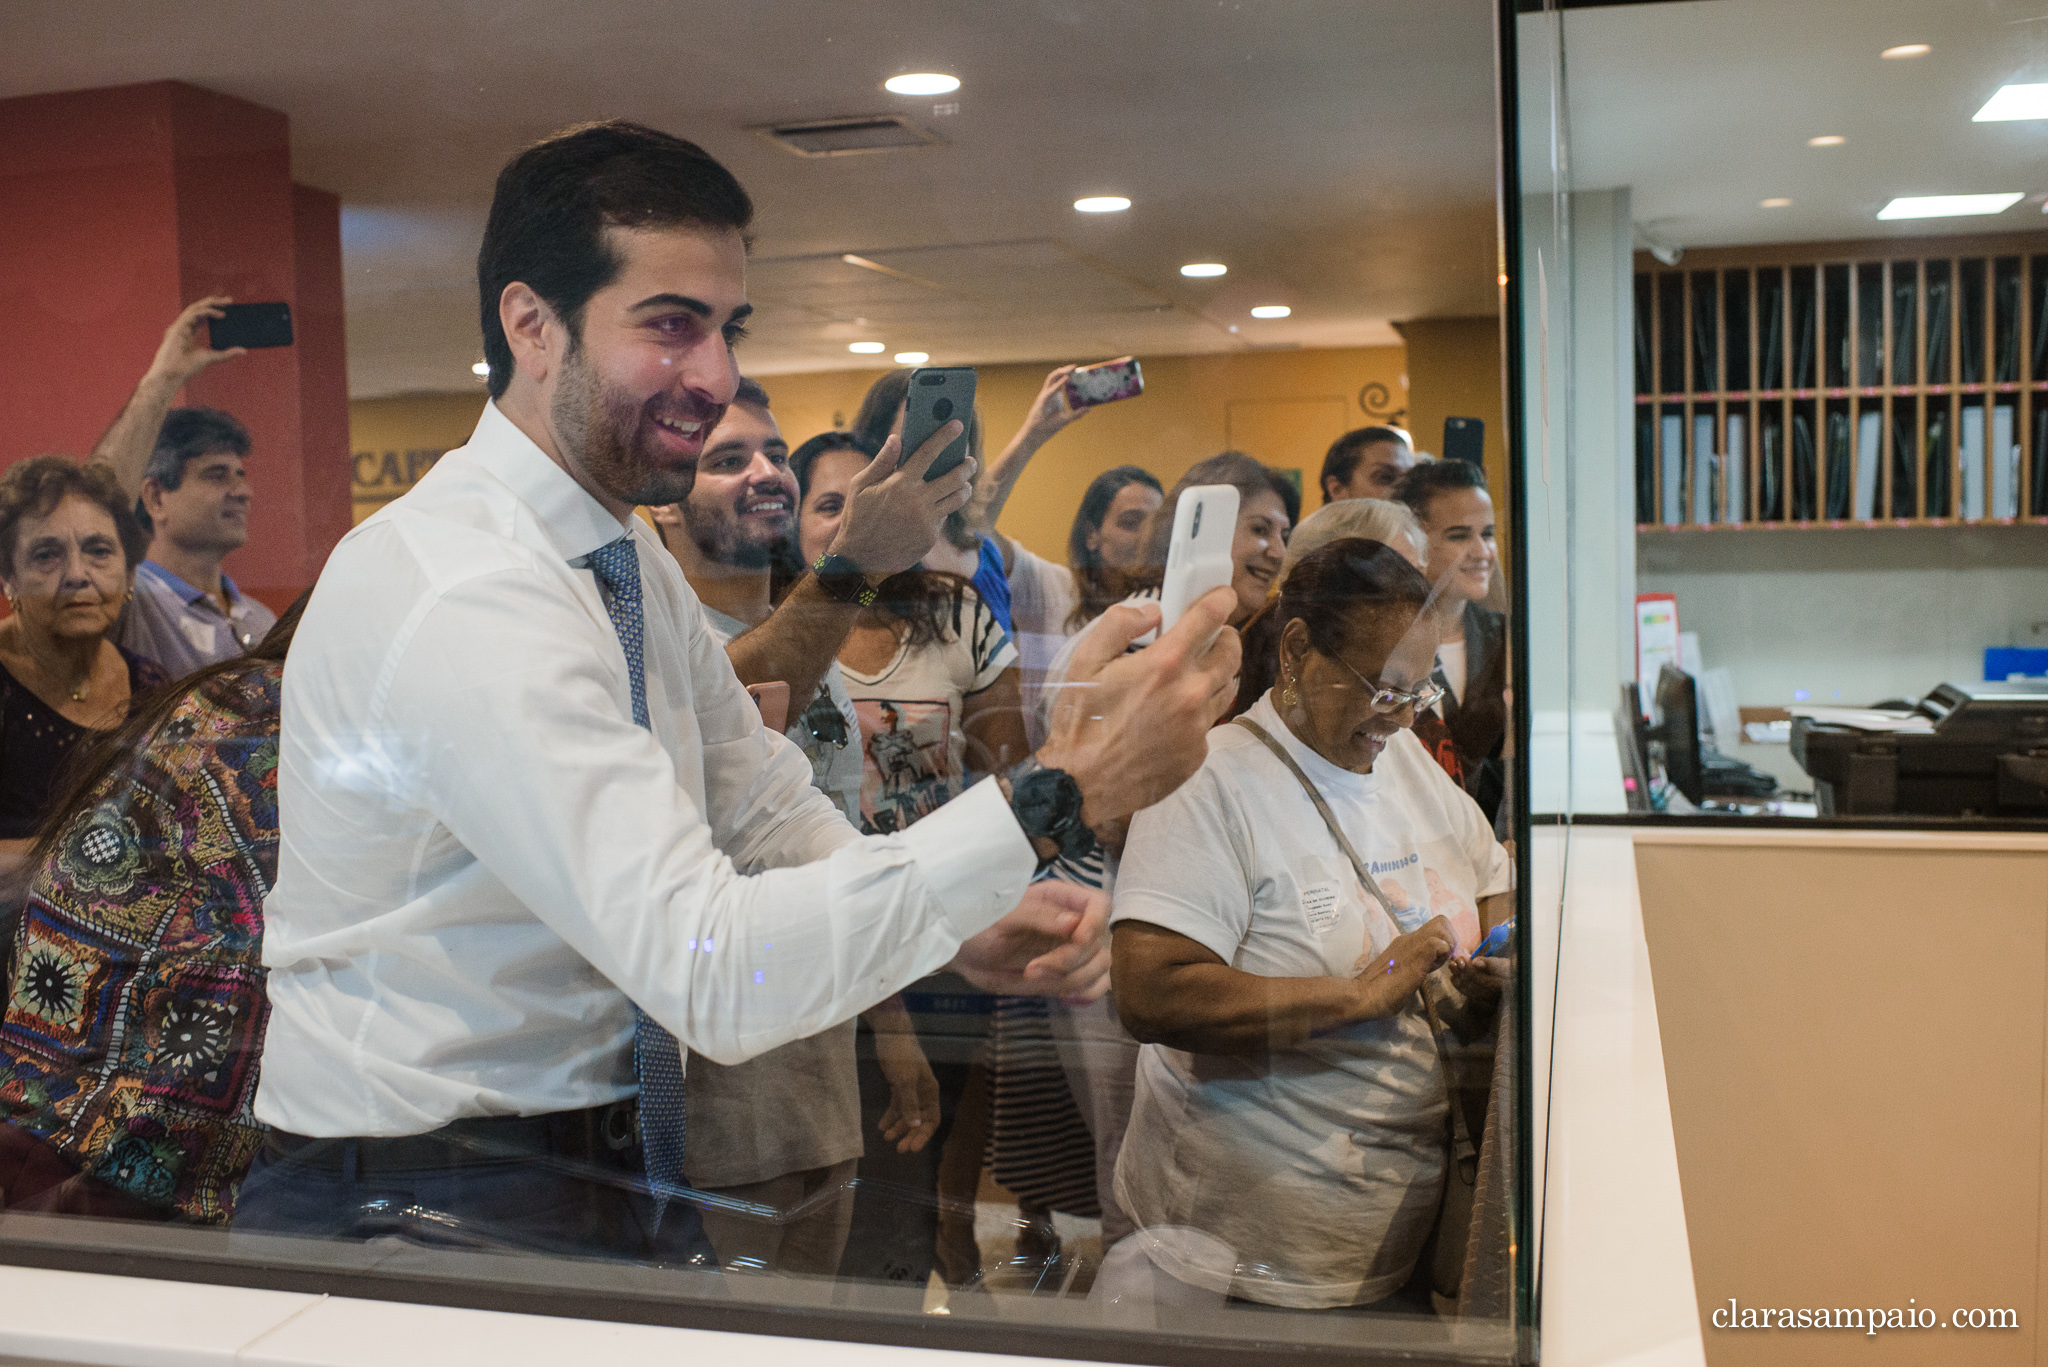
148;296;248;390
1035;586;1241;842
825;421;972;580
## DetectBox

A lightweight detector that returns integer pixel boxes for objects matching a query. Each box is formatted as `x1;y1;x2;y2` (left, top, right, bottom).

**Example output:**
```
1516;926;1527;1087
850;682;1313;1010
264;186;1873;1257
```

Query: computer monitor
1647;664;1704;806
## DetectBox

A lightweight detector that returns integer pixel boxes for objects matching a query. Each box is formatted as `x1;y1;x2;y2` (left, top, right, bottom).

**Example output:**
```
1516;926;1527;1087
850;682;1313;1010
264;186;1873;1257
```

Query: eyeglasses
1326;651;1446;715
800;691;849;749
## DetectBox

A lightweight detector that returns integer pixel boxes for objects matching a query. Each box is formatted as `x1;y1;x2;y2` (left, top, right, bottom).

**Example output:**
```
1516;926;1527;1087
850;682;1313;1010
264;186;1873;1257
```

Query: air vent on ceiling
755;114;941;158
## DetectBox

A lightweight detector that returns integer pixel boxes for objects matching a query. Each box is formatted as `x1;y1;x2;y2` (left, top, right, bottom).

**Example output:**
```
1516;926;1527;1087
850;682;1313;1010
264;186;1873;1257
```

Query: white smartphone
1157;484;1239;635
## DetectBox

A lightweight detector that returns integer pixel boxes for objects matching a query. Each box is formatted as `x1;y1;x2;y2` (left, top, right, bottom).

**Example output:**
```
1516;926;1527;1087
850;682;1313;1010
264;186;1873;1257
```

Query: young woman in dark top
1395;459;1508;824
0;457;168;905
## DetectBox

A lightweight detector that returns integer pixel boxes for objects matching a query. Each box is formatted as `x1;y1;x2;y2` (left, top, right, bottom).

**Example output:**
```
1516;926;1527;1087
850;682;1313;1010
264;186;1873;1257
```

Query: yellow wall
349;392;488;524
760;348;1408;560
351;348;1413;557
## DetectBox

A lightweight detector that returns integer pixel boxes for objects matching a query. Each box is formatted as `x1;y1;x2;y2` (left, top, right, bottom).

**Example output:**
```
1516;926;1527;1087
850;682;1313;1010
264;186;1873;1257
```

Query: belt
265;1100;641;1175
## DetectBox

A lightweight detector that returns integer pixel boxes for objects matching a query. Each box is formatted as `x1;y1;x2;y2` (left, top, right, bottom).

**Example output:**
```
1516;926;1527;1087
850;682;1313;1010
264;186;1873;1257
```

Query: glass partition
0;4;1536;1364
1513;0;2048;829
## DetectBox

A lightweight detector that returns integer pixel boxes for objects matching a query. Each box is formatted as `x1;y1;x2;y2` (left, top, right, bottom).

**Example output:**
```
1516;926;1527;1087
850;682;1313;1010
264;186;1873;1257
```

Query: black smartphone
902;366;977;482
208;302;294;350
1444;416;1484;466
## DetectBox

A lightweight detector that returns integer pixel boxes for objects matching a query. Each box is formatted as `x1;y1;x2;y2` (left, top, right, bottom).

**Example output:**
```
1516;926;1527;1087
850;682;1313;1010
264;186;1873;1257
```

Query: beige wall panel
1635;842;2048;1367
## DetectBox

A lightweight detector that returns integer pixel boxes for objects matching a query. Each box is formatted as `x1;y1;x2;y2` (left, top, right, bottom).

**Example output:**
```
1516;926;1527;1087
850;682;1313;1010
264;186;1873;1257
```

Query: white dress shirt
256;401;1036;1137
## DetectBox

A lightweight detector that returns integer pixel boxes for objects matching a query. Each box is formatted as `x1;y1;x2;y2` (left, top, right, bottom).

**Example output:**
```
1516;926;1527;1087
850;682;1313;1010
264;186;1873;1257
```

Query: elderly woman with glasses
1102;538;1512;1314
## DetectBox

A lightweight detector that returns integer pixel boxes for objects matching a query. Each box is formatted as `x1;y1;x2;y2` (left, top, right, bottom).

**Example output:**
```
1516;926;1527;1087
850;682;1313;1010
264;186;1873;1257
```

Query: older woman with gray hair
1104;538;1511;1314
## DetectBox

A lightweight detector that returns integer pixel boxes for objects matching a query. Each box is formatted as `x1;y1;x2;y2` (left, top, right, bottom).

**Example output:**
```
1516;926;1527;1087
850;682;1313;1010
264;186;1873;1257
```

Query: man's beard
680;496;792;571
550;336;716;509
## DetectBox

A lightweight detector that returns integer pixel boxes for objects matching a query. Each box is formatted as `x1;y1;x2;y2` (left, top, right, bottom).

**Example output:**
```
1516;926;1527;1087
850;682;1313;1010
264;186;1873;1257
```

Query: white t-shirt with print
1110;691;1512;1309
701;605;864;824
838;583;1017;835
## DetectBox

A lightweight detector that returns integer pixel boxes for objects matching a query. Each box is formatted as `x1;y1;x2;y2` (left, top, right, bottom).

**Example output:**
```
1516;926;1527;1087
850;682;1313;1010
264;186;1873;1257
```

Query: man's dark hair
1394;456;1489;521
1318;426;1410;498
146;407;250;492
477;120;755;400
732;376;771;411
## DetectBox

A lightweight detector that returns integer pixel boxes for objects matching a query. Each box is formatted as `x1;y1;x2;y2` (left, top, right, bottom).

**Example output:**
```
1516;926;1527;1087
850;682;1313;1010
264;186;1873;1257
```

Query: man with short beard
240;121;1240;1263
648;379;944;1276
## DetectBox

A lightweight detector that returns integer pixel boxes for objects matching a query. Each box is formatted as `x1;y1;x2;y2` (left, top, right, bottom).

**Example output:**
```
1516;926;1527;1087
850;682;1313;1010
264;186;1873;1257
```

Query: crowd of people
0;120;1513;1318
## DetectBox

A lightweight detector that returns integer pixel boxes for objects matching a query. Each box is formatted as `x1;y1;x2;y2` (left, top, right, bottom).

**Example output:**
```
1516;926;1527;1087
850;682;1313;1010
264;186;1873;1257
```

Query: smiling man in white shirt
237;121;1240;1263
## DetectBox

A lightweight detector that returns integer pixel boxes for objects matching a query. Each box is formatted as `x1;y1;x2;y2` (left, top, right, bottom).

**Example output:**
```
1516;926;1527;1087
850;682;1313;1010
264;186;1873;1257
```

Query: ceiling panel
2;0;1501;396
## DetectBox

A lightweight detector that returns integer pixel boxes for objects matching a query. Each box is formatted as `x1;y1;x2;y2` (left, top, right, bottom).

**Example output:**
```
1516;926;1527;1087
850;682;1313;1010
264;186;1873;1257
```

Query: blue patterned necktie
583;535;687;1229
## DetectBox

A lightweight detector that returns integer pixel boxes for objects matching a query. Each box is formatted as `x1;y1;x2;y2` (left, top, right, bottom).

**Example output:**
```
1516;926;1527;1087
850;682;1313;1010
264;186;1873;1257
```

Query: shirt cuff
898;776;1038;940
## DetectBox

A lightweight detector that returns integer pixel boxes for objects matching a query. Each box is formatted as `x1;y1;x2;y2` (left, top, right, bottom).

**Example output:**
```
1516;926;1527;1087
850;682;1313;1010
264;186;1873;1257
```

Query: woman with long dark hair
1;596;300;1221
791;430;1028;1288
1065;465;1163;631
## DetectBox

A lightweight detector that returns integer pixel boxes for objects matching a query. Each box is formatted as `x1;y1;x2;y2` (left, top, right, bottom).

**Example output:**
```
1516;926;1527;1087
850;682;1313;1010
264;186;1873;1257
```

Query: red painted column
0;80;350;609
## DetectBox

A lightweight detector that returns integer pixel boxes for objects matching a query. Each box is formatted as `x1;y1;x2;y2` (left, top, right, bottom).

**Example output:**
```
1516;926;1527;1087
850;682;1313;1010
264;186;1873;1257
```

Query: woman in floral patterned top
0;599;297;1223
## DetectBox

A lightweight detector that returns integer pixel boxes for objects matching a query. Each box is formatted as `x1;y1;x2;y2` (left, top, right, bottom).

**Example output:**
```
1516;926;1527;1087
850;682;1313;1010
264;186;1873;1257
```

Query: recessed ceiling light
848;341;886;354
1249;305;1291;319
1877;192;2024;220
1880;43;1930;59
1073;196;1131;213
471;360;490;377
884;73;959;96
893;351;930;365
1180;262;1227;278
1759;197;1793;208
1973;83;2048;122
1808;135;1846;147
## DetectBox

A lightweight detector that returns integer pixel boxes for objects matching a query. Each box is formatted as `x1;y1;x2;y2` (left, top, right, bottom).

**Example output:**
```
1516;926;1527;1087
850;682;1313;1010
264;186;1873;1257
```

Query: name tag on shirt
1300;880;1343;935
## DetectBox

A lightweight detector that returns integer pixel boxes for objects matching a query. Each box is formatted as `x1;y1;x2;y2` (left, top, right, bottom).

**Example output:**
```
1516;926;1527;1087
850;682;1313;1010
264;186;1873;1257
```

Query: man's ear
499;282;559;390
141;478;167;520
648;503;684;529
1321;475;1344;505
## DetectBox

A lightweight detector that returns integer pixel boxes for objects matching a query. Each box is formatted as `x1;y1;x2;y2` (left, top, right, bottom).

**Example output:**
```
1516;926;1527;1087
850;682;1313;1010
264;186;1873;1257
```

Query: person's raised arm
964;364;1087;562
90;297;247;499
723;422;969;705
1112;916;1455;1056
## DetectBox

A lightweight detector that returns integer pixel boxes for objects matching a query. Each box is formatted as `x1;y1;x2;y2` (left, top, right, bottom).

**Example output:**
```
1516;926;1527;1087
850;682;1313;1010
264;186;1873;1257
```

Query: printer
1792;681;2048;818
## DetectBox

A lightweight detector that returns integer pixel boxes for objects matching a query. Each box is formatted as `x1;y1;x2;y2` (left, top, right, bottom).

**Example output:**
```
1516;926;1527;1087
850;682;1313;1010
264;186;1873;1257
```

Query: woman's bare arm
1111;917;1454;1057
962;666;1030;779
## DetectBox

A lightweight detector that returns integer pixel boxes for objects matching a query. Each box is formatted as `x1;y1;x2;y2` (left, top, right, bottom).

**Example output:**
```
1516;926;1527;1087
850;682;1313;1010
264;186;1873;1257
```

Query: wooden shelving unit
1632;230;2048;531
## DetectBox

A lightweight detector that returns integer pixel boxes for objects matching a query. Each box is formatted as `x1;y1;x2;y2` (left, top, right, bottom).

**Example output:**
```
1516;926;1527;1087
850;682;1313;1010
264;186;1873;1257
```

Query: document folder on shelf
1853;410;1880;520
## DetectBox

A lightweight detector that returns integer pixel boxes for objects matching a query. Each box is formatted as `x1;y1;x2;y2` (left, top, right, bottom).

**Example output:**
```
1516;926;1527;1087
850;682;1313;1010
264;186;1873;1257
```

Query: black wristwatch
1009;762;1096;871
810;551;877;608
